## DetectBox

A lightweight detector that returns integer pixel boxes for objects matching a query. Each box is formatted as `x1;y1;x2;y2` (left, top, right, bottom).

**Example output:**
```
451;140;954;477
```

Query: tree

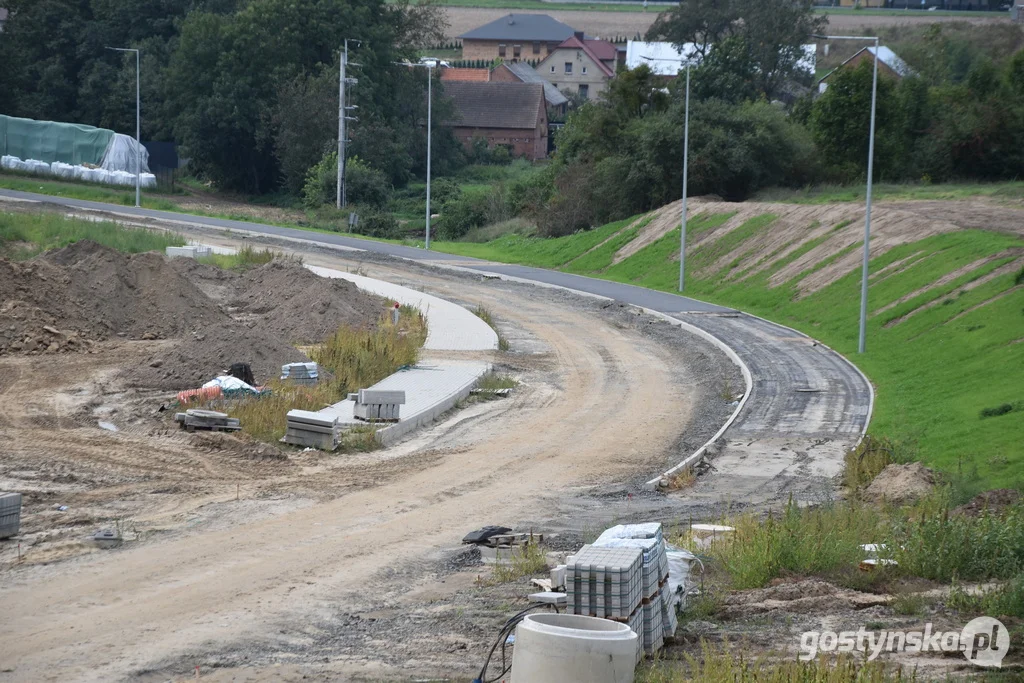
167;0;446;193
646;0;824;101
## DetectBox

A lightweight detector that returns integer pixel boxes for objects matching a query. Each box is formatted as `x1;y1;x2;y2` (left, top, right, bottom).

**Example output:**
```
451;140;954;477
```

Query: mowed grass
0;210;185;259
434;212;1024;490
0;172;181;210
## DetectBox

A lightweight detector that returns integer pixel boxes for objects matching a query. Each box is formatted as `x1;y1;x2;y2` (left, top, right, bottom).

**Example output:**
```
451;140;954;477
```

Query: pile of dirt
229;260;384;343
862;462;936;504
189;431;288;461
130;322;310;390
172;258;386;344
0;241;224;354
954;489;1021;517
719;579;890;619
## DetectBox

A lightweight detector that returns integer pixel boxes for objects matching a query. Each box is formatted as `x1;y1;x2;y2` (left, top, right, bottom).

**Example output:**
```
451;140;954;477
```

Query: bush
430;177;461;206
435;189;489;240
302;152;392;209
352;209;400;239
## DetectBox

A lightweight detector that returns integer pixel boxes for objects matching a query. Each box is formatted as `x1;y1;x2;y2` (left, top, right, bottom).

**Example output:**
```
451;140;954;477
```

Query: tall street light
813;34;880;354
641;54;692;292
400;59;437;249
106;46;141;208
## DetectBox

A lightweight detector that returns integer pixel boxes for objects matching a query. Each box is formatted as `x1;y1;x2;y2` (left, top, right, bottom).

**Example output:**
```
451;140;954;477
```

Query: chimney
574;31;585;41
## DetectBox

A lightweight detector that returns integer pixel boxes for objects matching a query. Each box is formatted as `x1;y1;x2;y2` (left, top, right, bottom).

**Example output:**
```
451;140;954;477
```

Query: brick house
491;61;569;114
442;81;548;160
459;13;577;62
537;33;617;101
440;67;491;83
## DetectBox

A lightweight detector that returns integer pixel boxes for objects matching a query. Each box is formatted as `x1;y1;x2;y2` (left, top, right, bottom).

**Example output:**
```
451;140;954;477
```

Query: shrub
302;152;392;209
352;209;400;239
980;403;1014;419
435;189;489;240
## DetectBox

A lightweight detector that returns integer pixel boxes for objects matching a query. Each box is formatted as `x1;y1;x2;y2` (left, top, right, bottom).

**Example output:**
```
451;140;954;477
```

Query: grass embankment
0;210;184;259
433;207;1024;492
0;172;182;210
216;305;427;444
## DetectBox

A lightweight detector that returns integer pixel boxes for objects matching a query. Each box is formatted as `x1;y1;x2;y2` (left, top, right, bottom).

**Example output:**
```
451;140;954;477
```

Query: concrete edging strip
636;307;754;489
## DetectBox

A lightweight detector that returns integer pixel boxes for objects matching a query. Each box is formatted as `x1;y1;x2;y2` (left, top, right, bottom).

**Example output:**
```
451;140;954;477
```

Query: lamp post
401;60;437;249
641;53;691;292
813;34;879;354
106;46;141;208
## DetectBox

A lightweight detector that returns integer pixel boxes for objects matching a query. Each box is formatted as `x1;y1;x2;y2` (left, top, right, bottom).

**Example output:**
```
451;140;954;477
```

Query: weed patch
197;245;281;270
0;211;184;259
487;542;548;585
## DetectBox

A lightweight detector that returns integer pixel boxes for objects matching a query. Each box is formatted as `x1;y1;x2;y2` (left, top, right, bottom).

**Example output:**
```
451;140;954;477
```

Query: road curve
1;189;873;503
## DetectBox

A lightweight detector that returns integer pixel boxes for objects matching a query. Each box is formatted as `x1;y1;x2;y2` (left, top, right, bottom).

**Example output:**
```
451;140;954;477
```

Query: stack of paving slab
165;245;212;259
574;522;676;657
281;362;319;386
283;410;338;450
174;409;240;432
0;492;22;539
566;544;644;664
352;389;405;422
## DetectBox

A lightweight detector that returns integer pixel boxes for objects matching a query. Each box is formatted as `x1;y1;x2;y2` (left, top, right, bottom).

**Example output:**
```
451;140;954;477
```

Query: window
582;66;588;75
564;62;572;74
533;41;541;54
513;44;521;58
498;43;506;57
579;84;589;100
550;65;555;73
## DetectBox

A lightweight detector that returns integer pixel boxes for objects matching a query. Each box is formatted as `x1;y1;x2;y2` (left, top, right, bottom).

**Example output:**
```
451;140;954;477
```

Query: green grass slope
435;212;1024;492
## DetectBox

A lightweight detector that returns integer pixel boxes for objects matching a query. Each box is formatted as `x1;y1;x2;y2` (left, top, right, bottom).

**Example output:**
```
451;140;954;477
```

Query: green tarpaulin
0;115;114;166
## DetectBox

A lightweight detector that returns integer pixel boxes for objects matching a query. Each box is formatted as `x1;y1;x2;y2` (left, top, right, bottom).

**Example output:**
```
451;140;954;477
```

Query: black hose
475;602;555;683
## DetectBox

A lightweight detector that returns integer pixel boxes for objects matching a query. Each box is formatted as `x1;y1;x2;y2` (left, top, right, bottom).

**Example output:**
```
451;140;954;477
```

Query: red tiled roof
552;35;615;77
441;68;490;83
583;39;618;63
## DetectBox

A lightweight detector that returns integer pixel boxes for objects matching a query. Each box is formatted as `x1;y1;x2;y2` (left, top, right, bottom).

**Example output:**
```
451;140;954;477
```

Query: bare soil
0;209;743;681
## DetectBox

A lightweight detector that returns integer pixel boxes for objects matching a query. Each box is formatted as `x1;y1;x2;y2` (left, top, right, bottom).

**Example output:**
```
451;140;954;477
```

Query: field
433;195;1024;491
439;5;1011;40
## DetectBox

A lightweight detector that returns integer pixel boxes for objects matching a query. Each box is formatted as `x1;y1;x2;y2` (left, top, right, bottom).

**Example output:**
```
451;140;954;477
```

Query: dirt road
0;243;726;681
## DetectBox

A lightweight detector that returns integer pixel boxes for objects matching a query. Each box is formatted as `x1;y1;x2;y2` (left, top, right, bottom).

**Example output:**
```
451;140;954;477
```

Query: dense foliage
0;0;454;194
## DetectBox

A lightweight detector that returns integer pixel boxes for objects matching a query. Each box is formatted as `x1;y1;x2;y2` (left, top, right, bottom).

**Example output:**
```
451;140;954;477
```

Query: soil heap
0;242;385;390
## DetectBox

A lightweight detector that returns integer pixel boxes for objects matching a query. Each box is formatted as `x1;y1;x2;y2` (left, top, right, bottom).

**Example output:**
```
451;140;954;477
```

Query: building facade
537;34;616;100
443;81;549;160
459;13;577;62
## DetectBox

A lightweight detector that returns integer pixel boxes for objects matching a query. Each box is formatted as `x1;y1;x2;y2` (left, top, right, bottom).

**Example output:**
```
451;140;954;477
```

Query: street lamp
813;34;880;354
642;54;691;292
401;59;438;249
106;46;141;208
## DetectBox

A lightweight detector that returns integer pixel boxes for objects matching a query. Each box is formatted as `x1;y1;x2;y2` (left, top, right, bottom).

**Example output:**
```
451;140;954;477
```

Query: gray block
0;492;22;539
358;389;406;405
286;409;338;429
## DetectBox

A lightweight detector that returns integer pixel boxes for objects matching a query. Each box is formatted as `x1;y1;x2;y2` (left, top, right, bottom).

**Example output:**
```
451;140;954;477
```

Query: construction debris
92;529;123;549
282;409;339;450
174;409;241;432
281;362;319;385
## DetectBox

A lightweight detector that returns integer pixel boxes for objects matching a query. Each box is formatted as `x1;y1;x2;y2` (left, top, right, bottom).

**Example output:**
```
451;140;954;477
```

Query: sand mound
230;260;383;344
172;258;385;344
862;462;936;504
719;579;890;618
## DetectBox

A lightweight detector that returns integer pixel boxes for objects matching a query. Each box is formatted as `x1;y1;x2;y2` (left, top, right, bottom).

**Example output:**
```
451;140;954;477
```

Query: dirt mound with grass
862;462;936;504
954;489;1021;517
719;579;890;619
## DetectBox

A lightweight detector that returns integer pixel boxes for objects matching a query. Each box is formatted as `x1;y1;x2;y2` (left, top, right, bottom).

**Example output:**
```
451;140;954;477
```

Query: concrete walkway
305;265;497;351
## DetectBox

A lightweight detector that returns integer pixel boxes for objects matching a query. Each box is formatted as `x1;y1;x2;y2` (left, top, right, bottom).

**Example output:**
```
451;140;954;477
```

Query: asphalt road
1;189;873;495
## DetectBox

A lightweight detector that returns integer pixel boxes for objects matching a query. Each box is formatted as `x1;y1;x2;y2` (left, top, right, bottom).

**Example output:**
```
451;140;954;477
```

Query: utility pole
337;39;360;209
